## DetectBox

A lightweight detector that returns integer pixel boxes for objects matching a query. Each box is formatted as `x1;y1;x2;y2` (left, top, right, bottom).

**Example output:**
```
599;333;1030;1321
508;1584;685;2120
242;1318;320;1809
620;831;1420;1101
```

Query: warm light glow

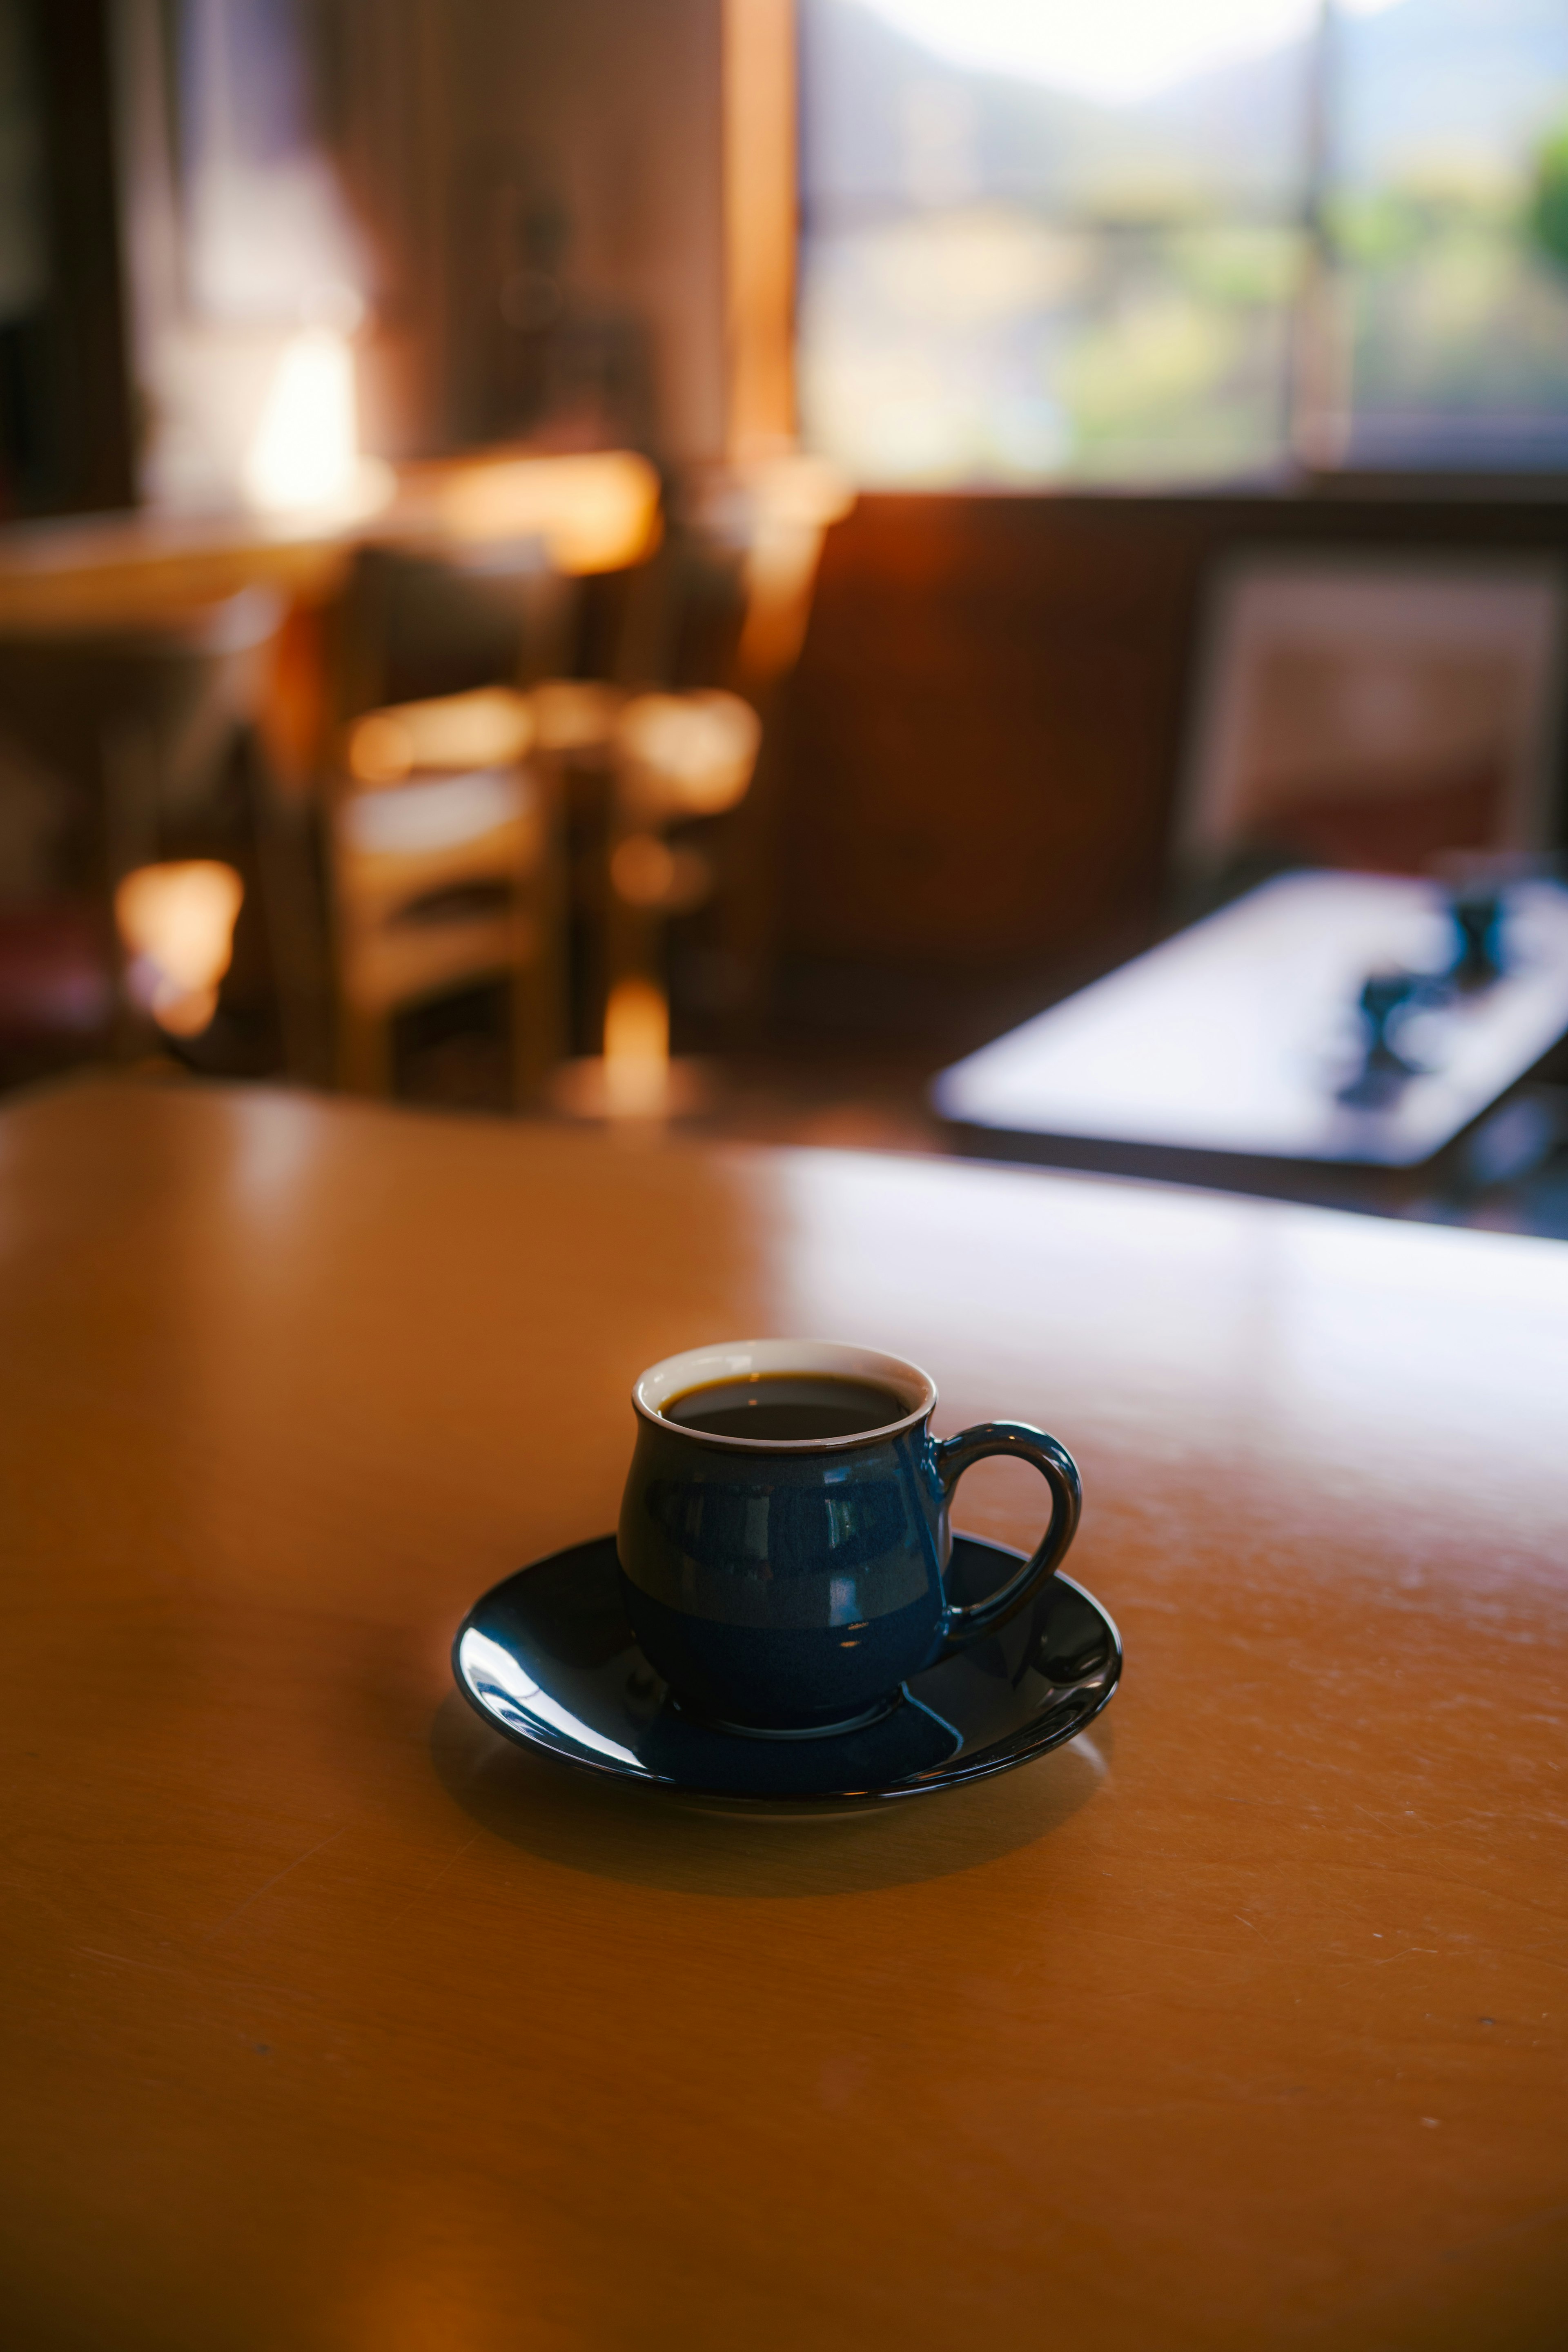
610;833;713;912
242;327;369;514
347;690;535;783
603;977;670;1118
615;692;762;820
437;450;662;575
528;679;625;755
611;835;678;907
744;452;856;531
115;861;244;1038
348;715;416;784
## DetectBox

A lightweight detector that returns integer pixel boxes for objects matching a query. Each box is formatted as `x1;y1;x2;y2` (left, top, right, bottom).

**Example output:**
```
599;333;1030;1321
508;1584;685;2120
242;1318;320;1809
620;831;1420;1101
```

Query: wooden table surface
2;1080;1565;2352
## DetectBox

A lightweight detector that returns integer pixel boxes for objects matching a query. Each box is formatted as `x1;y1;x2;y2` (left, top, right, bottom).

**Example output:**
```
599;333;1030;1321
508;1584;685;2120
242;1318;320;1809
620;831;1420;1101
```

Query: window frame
766;0;1568;502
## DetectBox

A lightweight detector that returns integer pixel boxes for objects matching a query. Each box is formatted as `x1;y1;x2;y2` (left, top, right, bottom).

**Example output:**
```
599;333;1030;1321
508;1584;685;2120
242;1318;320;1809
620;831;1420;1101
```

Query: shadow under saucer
434;1530;1121;1893
452;1533;1120;1803
429;1688;1115;1897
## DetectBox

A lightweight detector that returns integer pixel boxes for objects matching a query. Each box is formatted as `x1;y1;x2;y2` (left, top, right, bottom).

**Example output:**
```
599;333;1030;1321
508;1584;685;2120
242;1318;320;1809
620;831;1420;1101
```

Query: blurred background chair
603;686;762;1049
330;687;564;1105
325;449;668;1094
0;588;319;1082
587;456;852;1083
334;450;663;718
323;450;846;1112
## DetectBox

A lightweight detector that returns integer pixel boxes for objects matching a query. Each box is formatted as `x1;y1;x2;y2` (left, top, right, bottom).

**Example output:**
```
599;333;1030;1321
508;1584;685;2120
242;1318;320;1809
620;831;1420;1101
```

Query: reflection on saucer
453;1533;1120;1806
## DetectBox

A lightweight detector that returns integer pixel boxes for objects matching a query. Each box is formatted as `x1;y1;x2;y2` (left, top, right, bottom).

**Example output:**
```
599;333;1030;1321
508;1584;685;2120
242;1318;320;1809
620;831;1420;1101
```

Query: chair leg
511;919;569;1109
100;713;162;1062
245;731;334;1086
510;793;570;1110
337;1000;394;1097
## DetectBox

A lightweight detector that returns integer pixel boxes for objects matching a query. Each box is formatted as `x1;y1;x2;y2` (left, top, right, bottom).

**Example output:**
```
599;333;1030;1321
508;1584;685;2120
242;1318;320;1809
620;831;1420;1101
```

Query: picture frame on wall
1176;550;1568;885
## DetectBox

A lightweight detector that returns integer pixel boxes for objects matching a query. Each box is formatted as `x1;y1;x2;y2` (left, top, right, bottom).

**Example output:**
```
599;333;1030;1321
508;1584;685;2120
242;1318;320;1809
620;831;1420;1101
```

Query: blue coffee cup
617;1338;1082;1735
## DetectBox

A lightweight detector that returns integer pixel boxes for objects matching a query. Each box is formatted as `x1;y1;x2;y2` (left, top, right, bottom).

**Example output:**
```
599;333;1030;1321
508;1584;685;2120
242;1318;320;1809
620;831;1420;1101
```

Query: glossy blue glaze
619;1412;952;1731
452;1533;1122;1803
616;1346;1082;1735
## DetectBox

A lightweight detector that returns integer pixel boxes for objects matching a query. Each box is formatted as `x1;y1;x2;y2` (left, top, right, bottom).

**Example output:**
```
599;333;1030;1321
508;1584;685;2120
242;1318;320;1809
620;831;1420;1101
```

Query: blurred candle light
115;861;245;1038
602;976;670;1118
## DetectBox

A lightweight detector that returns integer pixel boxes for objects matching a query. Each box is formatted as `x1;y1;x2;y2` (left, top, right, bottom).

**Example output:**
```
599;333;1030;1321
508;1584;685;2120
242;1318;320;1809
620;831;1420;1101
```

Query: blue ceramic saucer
452;1533;1120;1804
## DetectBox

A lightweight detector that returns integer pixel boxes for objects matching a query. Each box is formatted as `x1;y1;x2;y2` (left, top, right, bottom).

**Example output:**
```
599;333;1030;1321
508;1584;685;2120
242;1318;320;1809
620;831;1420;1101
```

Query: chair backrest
344;686;536;786
328;685;563;1102
613;456;852;710
334;450;664;719
0;587;286;889
333;689;544;927
597;459;853;1042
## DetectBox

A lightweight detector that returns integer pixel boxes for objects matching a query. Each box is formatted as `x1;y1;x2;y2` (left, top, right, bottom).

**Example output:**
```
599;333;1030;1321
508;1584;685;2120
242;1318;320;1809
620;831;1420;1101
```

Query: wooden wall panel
780;490;1568;991
782;497;1198;974
21;0;136;514
442;0;726;463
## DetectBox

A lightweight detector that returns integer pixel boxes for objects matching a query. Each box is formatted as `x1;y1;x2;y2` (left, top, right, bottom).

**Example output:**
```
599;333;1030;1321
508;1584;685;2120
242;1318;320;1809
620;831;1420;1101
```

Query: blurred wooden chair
325;452;664;1082
595;455;852;1048
330;686;566;1103
0;588;321;1077
604;688;762;1010
334;449;664;720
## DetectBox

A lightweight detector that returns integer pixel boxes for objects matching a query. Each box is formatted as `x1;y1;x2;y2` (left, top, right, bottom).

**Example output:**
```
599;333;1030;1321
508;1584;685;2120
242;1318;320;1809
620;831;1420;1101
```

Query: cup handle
931;1422;1082;1658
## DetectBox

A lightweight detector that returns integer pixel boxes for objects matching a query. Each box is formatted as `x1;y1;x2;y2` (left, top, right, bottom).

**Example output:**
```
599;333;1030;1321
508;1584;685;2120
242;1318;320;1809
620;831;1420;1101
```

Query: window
177;0;363;323
796;0;1568;486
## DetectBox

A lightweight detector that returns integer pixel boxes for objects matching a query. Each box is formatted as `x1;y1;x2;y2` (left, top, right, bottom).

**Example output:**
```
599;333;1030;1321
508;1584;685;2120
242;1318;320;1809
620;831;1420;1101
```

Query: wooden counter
0;1078;1564;2349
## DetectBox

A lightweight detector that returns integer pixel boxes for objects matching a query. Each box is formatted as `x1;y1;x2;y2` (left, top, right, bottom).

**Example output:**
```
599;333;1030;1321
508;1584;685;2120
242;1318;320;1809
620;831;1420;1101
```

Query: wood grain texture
1;1078;1565;2351
782;491;1568;984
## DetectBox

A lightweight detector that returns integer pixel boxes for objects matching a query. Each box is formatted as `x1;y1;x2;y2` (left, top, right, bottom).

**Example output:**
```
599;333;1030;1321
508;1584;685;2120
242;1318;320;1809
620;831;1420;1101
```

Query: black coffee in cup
660;1372;907;1443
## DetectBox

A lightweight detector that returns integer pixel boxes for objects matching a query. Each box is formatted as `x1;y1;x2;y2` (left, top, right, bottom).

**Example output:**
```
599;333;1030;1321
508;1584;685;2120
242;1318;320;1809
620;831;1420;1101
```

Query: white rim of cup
632;1338;936;1452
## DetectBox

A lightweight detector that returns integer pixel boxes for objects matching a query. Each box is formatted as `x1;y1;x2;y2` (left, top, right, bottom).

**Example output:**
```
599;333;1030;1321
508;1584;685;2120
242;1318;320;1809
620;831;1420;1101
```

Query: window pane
1326;0;1568;468
798;0;1316;486
178;0;363;322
